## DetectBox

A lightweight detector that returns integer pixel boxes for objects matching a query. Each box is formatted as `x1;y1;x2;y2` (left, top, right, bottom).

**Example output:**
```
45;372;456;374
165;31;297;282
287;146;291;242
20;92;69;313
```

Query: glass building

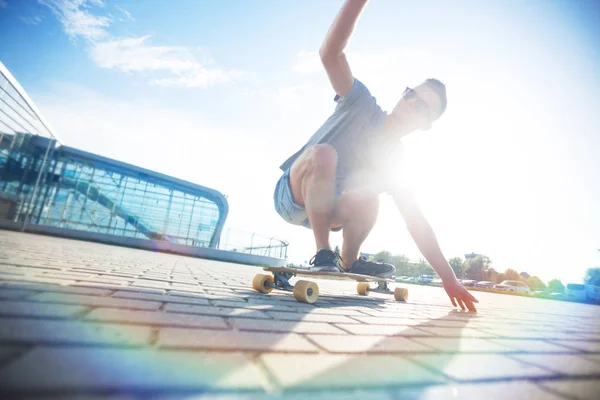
0;61;228;249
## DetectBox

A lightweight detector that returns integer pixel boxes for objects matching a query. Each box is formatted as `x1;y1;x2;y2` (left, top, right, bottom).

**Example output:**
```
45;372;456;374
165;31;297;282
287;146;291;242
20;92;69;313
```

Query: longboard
252;266;408;304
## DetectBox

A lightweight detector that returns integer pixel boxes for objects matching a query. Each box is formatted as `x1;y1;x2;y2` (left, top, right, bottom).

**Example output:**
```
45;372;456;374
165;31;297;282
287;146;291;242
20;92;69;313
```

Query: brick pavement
0;230;599;399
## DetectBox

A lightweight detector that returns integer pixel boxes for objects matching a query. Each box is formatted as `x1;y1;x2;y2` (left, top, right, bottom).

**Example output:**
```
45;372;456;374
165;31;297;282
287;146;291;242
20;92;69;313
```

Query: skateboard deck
252;266;408;304
263;266;395;283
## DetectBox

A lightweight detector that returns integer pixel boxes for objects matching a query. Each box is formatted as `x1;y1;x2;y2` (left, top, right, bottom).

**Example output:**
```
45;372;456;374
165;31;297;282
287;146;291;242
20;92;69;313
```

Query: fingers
467;291;479;303
457;298;466;310
464;299;477;312
450;296;457;307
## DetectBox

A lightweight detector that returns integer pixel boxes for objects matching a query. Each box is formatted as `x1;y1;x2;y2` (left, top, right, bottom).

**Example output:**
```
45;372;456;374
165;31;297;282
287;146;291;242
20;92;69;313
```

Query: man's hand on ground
443;279;479;312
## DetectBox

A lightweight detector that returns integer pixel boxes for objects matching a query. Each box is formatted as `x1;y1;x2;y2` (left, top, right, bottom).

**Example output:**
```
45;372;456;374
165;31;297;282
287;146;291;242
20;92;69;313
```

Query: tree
495;272;508;283
419;259;435;276
373;251;392;263
390;254;412;276
526;276;546;291
464;255;491;281
547;279;565;293
585;267;600;286
449;257;464;279
503;268;522;281
486;268;500;283
334;245;341;255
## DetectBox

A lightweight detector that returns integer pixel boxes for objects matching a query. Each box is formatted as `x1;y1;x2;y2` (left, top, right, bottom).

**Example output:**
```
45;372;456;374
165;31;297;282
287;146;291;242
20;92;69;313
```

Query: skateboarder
274;0;478;311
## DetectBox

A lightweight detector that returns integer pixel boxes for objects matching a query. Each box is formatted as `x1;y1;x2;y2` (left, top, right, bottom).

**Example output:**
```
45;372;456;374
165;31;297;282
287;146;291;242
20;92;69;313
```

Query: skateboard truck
272;272;294;291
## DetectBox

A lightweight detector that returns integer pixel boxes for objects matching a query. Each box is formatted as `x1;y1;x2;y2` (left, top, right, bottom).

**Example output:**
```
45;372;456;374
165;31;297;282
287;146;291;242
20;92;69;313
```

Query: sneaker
308;248;342;273
345;256;396;278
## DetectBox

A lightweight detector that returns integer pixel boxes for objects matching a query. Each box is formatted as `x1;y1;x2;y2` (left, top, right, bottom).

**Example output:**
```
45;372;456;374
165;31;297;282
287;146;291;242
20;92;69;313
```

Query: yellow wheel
252;274;274;294
356;282;370;295
293;280;319;304
394;287;408;301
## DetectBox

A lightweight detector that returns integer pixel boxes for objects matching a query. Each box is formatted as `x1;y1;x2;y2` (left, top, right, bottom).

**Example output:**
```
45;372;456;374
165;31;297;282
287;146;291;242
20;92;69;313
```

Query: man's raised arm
319;0;369;97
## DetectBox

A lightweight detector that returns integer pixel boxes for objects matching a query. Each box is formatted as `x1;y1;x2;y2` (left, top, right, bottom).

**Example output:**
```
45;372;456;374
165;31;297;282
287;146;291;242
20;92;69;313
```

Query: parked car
417;275;434;283
460;280;477;287
495;280;531;294
566;283;600;302
432;278;443;285
475;281;495;289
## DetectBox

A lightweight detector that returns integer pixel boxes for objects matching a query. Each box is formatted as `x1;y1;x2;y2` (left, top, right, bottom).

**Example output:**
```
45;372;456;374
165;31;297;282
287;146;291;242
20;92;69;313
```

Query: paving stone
413;327;500;338
170;293;250;306
349;316;425;326
410;337;516;353
0;274;77;285
231;318;345;335
334;324;433;337
0;288;37;299
0;345;28;366
211;300;295;312
302;307;369;317
111;290;211;306
158;327;318;353
73;282;165;295
130;280;172;290
307;334;435;354
85;308;228;330
574;333;600;340
391;381;564;400
0;347;266;392
264;311;357;324
538;379;600;400
477;328;584;340
487;339;584;353
28;292;162;310
260;354;445;389
408;354;557;381
511;354;600;376
0;282;113;296
583;354;600;364
548;340;600;353
166;302;271;318
0;318;151;346
0;300;89;318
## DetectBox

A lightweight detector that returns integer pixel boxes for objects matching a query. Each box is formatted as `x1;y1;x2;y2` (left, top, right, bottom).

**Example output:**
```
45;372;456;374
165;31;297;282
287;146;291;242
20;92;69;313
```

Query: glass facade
0;133;228;248
1;61;228;249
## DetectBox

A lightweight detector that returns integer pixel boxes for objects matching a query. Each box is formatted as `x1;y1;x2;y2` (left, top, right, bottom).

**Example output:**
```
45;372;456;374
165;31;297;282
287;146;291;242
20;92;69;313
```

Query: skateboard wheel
252;274;274;294
394;287;408;301
356;282;370;295
293;280;319;304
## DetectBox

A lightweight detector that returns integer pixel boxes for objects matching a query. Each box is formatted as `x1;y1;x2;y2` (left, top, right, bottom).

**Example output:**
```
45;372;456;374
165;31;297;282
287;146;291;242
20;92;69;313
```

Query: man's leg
330;189;379;270
289;144;338;251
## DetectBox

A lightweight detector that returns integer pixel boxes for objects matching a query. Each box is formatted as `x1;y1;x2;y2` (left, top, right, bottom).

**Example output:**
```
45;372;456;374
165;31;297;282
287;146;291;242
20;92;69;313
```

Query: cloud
40;0;111;41
115;5;134;22
39;0;241;88
21;15;44;25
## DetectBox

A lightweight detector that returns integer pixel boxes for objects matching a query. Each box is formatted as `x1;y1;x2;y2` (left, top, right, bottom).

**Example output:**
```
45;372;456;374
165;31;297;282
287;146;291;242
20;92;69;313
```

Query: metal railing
218;227;288;259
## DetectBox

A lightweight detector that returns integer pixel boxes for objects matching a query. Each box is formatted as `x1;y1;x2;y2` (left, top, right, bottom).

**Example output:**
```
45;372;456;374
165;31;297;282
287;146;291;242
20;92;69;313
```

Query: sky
1;0;599;284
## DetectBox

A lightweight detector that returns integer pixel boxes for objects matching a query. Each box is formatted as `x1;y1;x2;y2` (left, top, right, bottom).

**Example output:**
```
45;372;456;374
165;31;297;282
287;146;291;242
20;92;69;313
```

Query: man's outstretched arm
392;186;479;311
319;0;369;97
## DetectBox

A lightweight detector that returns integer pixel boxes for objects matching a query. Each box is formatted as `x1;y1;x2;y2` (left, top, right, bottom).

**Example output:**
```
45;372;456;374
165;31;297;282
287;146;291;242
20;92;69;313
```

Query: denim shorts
273;169;343;231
